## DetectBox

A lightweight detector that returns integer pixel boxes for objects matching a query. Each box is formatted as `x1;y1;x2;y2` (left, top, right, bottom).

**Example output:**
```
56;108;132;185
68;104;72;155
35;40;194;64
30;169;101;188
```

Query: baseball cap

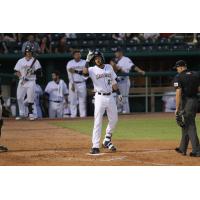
173;60;187;69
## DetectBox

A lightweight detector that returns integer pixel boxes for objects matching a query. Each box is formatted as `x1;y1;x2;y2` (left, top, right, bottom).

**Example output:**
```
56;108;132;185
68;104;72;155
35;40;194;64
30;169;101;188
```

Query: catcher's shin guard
0;119;3;137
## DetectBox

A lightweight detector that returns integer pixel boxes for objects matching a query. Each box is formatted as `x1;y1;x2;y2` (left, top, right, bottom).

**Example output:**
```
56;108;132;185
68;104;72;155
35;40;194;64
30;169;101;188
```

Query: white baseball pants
92;93;118;148
69;82;87;118
49;101;64;118
118;79;130;113
17;81;35;117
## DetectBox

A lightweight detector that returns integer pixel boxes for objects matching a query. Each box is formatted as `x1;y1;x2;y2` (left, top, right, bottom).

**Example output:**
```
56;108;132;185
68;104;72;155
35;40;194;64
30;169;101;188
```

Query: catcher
0;85;8;152
173;60;200;157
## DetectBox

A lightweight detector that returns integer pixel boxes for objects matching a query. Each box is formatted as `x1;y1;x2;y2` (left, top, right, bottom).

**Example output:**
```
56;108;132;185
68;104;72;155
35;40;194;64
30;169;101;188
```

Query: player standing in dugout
173;60;200;157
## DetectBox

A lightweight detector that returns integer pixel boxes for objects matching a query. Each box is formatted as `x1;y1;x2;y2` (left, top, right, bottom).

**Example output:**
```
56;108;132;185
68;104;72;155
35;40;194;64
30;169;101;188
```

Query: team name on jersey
96;73;111;80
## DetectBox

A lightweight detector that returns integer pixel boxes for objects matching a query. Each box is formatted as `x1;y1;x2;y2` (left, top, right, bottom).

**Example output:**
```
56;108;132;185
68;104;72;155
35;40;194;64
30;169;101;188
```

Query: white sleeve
66;62;74;83
14;60;21;71
63;81;69;95
125;58;134;71
45;83;51;94
34;60;42;70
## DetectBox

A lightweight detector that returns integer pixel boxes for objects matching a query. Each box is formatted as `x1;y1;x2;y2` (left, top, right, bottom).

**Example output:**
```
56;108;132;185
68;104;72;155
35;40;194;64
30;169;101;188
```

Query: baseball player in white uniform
14;45;42;120
83;50;122;154
0;85;8;152
45;71;68;118
66;50;87;118
112;48;145;113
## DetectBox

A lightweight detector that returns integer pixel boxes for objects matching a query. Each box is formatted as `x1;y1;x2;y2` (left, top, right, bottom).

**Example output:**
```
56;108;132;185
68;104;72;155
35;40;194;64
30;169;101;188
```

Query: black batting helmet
93;50;105;63
24;45;34;54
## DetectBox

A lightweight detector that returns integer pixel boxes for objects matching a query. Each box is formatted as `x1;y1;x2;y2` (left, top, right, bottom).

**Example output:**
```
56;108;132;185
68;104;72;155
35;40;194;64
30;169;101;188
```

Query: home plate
86;153;106;156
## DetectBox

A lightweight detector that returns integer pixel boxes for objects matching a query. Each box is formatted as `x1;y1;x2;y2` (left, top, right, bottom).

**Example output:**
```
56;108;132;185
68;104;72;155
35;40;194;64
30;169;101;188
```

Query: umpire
173;60;200;157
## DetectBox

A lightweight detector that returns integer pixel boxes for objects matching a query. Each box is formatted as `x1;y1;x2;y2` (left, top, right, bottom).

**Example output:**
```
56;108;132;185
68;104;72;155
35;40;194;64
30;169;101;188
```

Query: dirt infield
0;114;200;166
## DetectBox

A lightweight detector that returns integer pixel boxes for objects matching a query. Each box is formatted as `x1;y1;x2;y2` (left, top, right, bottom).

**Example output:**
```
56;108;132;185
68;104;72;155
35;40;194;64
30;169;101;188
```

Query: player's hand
69;68;75;73
141;71;145;76
86;50;94;62
118;95;123;102
71;83;75;92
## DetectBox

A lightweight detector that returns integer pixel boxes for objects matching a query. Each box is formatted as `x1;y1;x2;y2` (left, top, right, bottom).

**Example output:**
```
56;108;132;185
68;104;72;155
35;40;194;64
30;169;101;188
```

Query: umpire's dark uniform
173;60;200;156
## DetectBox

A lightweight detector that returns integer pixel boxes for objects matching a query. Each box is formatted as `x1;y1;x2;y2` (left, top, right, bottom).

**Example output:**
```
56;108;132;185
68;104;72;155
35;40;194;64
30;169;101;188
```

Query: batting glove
86;50;94;62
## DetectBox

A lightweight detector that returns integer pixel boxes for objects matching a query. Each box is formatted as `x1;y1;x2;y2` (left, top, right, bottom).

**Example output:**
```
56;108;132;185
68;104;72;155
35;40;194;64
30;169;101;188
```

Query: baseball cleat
0;145;8;153
175;147;186;156
102;141;117;152
15;116;26;120
90;148;100;154
189;152;200;157
29;114;36;121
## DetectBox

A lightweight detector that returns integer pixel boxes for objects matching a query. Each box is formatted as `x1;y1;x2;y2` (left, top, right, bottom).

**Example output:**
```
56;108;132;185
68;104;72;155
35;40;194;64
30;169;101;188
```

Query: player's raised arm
83;50;94;76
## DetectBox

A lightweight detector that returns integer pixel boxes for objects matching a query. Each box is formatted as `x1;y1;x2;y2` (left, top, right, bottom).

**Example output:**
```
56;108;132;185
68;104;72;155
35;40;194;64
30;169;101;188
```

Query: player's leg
16;83;27;119
0;104;8;152
77;83;87;117
103;96;118;151
90;95;106;154
117;82;124;113
0;104;2;137
69;83;78;118
56;102;64;118
123;79;130;113
49;102;57;118
26;84;36;120
184;98;200;155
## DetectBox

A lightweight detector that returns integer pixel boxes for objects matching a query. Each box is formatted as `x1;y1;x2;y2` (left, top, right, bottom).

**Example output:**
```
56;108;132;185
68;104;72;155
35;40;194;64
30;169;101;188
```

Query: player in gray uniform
112;48;145;113
0;85;8;152
14;45;42;120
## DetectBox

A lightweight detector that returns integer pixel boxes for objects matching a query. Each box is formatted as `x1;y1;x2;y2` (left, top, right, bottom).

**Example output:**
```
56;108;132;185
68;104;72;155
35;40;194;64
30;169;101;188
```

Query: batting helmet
24;45;34;54
93;50;105;63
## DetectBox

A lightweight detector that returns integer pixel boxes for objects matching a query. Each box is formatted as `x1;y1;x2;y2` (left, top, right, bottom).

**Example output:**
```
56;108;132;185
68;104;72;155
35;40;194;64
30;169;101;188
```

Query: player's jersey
116;56;134;81
88;64;117;93
45;79;68;102
14;57;41;81
66;59;86;82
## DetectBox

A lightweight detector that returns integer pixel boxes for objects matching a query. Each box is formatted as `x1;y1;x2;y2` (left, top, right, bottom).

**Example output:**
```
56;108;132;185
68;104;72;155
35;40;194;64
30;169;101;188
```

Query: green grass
51;117;200;141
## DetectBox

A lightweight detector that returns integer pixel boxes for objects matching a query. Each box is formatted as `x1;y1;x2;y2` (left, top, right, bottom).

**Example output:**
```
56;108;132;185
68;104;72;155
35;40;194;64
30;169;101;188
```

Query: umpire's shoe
0;145;8;153
90;148;100;155
175;147;186;156
102;141;117;152
189;151;200;157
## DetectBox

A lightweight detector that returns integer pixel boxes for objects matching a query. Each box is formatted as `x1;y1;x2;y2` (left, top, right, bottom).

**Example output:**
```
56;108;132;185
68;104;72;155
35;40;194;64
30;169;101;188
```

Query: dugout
1;51;200;115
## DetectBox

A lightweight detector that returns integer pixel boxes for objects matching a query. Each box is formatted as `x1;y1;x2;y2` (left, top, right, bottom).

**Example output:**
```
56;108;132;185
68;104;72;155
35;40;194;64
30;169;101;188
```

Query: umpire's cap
173;60;187;69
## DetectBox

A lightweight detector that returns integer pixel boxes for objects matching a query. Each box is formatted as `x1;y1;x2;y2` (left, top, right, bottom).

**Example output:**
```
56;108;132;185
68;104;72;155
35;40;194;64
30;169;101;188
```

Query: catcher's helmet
93;50;105;63
24;45;34;54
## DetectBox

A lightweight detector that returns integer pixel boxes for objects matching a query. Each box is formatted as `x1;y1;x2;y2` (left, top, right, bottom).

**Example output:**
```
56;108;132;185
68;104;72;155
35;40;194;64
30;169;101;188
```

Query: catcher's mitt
176;110;185;128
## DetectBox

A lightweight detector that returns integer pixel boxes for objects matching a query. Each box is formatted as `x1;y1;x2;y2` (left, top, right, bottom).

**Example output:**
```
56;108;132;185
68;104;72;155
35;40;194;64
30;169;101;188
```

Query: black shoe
190;152;200;157
175;147;186;156
0;145;8;153
102;141;117;152
90;148;100;154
